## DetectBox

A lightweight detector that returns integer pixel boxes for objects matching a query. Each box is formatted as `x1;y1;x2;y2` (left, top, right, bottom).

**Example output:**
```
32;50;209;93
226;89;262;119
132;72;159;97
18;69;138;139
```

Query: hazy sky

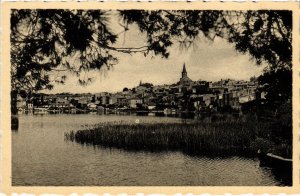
44;12;267;94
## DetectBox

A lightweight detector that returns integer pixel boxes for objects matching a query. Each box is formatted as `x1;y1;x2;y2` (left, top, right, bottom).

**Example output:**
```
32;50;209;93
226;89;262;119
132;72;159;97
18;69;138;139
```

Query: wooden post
11;90;19;130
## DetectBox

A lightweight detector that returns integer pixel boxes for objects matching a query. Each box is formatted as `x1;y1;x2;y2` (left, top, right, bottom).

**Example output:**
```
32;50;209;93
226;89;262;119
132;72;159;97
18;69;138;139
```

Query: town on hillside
17;63;263;116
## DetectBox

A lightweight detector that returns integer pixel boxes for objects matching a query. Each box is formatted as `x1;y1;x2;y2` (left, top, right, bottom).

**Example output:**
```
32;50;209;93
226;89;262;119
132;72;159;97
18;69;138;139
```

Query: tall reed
65;119;283;157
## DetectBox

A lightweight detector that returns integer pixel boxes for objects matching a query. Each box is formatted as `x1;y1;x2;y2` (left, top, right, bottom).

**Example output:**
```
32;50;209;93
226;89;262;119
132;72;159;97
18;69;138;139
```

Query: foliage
11;10;292;108
120;10;292;69
258;67;292;106
11;9;118;96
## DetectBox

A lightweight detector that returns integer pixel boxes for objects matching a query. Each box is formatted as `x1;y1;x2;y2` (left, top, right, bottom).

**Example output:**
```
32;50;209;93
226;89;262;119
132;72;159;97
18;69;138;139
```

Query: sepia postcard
0;1;300;195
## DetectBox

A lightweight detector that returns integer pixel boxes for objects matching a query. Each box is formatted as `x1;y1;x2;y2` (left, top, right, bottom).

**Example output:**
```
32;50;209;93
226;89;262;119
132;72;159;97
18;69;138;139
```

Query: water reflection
12;114;289;186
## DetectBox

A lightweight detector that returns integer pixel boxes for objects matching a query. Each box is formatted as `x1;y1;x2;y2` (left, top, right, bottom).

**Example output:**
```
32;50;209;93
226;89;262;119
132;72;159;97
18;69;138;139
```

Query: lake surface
12;114;286;186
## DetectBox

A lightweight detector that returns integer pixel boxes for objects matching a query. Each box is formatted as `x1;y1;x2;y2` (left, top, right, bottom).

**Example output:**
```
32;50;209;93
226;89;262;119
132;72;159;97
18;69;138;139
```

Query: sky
44;11;267;94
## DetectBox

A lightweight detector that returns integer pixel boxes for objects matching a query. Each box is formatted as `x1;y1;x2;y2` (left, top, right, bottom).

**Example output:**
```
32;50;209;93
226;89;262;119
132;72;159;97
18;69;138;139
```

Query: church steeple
182;63;187;78
179;63;192;85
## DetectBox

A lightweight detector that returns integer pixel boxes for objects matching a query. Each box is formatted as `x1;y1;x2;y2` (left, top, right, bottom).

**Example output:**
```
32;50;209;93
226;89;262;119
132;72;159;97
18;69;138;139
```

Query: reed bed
64;120;284;157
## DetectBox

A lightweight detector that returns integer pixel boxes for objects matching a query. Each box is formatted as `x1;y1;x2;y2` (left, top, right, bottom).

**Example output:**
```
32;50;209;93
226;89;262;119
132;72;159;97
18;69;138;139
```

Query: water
12;114;285;186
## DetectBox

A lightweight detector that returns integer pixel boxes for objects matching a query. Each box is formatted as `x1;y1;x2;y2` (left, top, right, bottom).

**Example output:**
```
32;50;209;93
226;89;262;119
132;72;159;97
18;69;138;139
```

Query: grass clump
65;119;291;157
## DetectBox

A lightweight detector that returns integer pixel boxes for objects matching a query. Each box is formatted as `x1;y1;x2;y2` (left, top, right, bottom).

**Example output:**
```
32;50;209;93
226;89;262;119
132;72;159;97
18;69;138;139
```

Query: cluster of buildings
17;63;262;114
